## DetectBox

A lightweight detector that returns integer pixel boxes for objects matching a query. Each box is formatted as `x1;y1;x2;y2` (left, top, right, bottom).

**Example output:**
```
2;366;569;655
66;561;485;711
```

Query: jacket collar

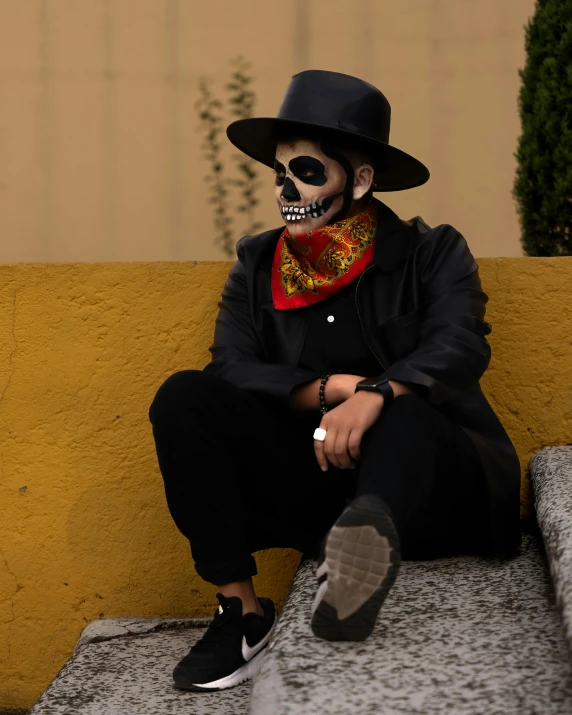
372;200;415;272
241;200;415;273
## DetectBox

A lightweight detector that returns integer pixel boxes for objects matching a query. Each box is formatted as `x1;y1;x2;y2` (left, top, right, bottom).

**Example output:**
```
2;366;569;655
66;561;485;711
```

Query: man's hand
313;379;417;471
314;390;384;471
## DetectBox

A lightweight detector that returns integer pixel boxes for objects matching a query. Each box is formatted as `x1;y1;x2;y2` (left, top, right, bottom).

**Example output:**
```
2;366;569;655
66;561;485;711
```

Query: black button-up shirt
297;281;382;377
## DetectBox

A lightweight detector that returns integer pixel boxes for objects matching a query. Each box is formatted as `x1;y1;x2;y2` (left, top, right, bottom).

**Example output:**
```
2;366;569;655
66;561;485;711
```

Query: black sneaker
173;593;276;692
311;493;401;641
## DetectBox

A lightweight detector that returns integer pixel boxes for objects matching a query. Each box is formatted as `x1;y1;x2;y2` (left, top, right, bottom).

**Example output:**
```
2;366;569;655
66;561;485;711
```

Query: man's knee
148;369;210;424
381;392;435;431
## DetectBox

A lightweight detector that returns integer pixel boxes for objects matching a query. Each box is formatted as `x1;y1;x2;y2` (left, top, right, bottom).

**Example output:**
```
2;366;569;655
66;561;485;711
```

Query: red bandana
271;202;377;310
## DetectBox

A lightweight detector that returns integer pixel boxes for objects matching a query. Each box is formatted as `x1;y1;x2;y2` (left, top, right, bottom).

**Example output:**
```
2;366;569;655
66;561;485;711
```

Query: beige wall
0;0;535;262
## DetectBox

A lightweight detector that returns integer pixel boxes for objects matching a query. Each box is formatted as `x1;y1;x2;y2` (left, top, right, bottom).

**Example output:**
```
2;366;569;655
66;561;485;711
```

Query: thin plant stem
195;78;234;257
226;56;264;237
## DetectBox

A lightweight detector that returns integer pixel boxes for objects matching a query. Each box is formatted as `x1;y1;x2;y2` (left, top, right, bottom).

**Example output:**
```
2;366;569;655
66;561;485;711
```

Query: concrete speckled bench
250;531;572;715
27;447;572;714
28;618;251;715
530;445;572;663
26;532;572;714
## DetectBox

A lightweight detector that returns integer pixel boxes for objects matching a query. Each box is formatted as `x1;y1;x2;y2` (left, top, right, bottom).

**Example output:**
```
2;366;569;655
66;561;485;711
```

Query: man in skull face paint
149;71;521;692
274;137;372;231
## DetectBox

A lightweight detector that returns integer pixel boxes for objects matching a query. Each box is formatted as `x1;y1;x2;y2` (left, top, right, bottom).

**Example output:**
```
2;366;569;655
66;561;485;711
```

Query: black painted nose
280;177;301;203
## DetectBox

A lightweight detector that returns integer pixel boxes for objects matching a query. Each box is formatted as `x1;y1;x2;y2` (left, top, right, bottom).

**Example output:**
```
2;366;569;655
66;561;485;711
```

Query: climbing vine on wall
196;57;264;257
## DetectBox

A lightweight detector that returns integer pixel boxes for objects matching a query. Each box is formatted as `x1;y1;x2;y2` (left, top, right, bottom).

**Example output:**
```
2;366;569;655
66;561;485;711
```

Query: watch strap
377;379;394;409
355;377;394;409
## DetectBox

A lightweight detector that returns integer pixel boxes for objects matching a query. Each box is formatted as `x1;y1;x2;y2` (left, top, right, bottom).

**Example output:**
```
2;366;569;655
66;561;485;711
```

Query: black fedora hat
226;69;429;192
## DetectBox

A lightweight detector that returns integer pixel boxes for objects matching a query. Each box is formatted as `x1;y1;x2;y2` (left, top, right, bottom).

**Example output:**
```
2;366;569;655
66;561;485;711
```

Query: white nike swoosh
241;615;276;661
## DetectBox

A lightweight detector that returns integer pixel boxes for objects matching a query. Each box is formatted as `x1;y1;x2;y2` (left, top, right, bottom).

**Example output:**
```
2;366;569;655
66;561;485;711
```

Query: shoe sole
311;494;401;642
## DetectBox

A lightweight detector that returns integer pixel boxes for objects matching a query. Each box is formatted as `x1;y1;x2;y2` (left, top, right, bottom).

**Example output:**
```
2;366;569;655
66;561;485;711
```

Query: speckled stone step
250;530;572;715
28;524;572;714
29;618;251;715
531;445;572;662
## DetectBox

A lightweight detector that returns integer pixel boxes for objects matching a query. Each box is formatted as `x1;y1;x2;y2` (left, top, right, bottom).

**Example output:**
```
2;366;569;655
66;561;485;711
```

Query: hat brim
226;117;429;192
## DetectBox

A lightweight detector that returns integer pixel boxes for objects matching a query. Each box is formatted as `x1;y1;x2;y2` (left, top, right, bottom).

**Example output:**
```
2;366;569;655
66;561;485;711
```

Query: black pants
149;370;489;586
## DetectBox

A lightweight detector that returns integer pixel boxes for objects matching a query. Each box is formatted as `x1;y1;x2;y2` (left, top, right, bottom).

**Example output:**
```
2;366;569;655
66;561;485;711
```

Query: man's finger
348;429;362;462
314;426;331;471
314;439;328;471
331;429;354;470
322;426;339;469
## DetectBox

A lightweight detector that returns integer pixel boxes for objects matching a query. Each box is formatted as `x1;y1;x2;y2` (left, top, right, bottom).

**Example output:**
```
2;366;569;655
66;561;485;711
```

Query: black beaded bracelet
319;374;331;415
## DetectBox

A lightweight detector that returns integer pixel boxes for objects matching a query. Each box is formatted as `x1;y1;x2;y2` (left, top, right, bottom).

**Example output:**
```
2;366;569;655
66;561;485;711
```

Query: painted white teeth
281;204;320;220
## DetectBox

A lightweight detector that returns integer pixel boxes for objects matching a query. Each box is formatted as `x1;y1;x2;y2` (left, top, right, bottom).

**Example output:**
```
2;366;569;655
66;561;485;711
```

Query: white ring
313;427;327;442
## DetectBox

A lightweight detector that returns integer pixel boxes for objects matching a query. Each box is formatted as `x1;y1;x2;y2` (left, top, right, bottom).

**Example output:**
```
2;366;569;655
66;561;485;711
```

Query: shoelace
192;606;236;654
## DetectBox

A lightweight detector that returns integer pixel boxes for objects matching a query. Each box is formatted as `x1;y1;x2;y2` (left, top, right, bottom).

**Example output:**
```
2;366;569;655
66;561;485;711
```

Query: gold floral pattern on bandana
274;206;377;303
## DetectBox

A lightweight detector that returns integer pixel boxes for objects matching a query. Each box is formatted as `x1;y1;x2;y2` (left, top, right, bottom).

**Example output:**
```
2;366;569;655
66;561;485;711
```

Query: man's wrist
324;374;343;406
388;379;416;397
325;374;364;405
353;389;384;406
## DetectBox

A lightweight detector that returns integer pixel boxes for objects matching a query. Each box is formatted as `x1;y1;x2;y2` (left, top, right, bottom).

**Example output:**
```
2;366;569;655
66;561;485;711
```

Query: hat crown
225;69;429;192
277;70;391;144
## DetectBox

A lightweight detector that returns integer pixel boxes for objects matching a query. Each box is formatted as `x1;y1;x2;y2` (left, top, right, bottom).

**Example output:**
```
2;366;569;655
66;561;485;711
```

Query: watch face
359;377;388;388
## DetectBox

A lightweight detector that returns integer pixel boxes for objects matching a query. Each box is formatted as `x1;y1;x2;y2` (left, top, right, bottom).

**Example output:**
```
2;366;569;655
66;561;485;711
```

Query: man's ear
353;163;375;200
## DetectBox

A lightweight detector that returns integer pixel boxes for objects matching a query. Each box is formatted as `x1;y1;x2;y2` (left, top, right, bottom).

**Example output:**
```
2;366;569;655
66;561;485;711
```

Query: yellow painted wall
0;257;571;709
1;0;535;262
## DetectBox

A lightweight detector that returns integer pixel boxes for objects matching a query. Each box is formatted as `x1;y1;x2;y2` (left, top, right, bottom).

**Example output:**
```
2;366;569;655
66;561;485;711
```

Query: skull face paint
274;139;348;235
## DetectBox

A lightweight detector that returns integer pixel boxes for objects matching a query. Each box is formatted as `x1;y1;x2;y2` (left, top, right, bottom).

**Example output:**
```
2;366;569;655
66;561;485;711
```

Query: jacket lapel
372;200;415;271
243;228;308;368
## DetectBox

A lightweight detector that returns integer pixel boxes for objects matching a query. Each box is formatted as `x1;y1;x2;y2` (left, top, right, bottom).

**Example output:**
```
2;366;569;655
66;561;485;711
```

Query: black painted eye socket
273;161;286;186
288;156;327;187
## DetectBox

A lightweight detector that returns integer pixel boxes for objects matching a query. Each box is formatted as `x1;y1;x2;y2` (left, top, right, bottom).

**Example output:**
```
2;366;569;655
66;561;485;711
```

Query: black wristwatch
355;376;394;409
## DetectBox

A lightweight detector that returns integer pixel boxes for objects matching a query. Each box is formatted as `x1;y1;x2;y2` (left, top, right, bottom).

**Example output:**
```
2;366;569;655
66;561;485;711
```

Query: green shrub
514;0;572;256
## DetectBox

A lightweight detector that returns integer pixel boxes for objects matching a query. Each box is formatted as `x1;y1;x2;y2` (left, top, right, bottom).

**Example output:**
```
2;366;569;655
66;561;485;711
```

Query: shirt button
327;315;335;323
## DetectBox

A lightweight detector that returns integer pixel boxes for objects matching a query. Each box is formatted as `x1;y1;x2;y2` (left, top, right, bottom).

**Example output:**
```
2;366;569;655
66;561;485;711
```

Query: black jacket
204;201;521;555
